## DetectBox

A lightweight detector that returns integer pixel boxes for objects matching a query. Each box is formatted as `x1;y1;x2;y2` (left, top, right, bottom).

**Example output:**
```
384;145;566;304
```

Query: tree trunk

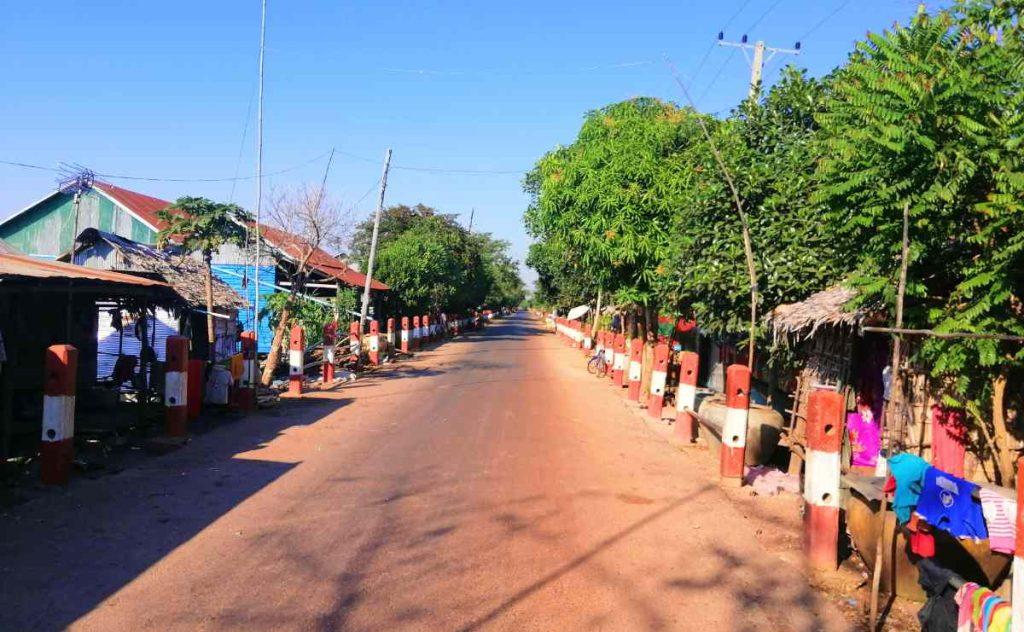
991;373;1014;485
204;251;216;365
260;306;290;386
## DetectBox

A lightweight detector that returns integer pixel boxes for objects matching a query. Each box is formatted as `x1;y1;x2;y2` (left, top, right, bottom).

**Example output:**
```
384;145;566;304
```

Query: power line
332;149;524;176
0;151;333;183
744;0;786;33
796;0;853;43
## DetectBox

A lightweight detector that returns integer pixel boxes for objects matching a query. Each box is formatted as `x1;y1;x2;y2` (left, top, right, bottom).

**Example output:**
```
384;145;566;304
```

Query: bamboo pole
869;202;910;631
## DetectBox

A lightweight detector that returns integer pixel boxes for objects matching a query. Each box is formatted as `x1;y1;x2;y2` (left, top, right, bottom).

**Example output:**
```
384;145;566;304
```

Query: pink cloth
954;582;979;632
847;410;881;467
978;488;1016;555
931;405;967;477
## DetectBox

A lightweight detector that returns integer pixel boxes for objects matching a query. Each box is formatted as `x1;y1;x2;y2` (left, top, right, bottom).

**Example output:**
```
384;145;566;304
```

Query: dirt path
0;315;857;631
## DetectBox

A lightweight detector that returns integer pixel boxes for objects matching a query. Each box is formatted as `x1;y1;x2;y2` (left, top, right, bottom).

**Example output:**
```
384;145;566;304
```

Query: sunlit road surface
0;314;854;631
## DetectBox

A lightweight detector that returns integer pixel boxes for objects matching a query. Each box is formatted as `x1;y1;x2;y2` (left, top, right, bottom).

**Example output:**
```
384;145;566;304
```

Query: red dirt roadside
1;314;860;631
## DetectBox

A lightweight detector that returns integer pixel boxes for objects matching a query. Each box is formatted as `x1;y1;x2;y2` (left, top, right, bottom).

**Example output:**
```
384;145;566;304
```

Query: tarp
566;305;590;321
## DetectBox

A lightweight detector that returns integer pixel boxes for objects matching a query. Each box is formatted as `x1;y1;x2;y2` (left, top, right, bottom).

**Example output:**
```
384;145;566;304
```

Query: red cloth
931;405;967;477
910;531;936;558
884;475;896;495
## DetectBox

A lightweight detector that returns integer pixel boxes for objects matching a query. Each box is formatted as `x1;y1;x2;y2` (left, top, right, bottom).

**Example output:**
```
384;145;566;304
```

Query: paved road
0;314;854;631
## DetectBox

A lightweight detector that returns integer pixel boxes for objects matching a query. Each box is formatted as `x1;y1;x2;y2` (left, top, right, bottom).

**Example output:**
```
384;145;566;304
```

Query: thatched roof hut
769;285;879;342
65;228;246;310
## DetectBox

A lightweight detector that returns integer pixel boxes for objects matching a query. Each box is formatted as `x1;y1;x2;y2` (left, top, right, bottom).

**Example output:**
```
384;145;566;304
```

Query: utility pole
467;208;475;233
359;148;393;334
717;33;800;99
253;0;267;358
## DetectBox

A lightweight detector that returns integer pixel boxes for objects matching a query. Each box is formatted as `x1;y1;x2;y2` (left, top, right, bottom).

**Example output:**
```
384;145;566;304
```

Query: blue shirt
914;467;988;540
888;453;930;524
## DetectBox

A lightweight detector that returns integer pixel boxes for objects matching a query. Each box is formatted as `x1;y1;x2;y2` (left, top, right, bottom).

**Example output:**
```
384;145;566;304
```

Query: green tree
373;214;479;314
524;98;693;332
815;4;1024;482
662;68;839;341
349;204;449;270
157;197;250;362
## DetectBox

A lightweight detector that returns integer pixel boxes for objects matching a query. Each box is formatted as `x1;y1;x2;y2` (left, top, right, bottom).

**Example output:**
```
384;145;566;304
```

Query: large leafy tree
815;4;1024;482
662;68;839;340
157;197;250;362
524;98;695;329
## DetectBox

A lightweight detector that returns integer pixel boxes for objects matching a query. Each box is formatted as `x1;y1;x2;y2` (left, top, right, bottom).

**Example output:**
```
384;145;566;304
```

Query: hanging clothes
955;582;979;632
915;467;988;541
889;453;931;524
847;409;881;468
978;488;1016;555
932;405;968;477
916;558;959;632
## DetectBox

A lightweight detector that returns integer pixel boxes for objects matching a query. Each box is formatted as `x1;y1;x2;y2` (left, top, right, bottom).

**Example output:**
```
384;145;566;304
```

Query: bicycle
586;348;609;377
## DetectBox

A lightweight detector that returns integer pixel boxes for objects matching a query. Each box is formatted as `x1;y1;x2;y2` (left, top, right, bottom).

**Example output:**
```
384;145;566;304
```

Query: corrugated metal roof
256;224;389;291
92;182;174;231
0;238;21;255
74;228;246;308
0;253;168;286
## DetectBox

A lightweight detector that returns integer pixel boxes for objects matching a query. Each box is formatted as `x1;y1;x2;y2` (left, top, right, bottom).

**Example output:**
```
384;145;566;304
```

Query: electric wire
795;0;853;43
0;151;333;183
744;0;786;33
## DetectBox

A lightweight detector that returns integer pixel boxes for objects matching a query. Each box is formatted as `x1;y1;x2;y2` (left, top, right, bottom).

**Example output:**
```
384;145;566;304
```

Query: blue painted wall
212;264;276;353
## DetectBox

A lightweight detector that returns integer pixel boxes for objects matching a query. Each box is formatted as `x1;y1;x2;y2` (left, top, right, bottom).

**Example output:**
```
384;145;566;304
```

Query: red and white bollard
369;319;381;365
582;324;593;354
595;330;605;362
627;338;643;401
1013;459;1024;632
648;342;670;419
41;344;77;485
187;357;203;421
349;321;361;363
289;324;304;396
386;318;396;353
322;321;337;383
164;335;189;437
720;364;750;485
423;315;432;344
239;330;256;413
612;333;627;387
401;316;410;353
412;316;421;351
804;389;845;570
675;351;699;443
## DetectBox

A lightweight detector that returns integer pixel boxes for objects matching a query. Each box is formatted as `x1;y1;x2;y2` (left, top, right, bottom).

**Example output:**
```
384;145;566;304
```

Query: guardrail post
1014;460;1024;631
41;344;77;485
412;316;421;351
401;316;410;353
239;330;256;412
423;315;432;344
165;336;188;436
386;317;396;353
289;324;304;396
627;338;643;401
583;324;592;354
648;342;670;419
804;389;844;570
369;319;381;365
348;321;361;363
612;333;627;387
675;351;699;443
322;321;337;383
720;364;750;485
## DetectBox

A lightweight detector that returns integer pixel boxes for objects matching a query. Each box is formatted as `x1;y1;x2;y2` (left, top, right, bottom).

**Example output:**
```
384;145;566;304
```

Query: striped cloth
978;488;1016;555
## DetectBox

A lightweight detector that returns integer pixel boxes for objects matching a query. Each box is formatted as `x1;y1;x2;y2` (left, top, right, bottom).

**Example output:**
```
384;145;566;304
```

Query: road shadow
0;396;352;632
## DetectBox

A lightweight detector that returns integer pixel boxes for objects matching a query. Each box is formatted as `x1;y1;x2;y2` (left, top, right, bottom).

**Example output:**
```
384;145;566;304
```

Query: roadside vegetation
524;0;1024;480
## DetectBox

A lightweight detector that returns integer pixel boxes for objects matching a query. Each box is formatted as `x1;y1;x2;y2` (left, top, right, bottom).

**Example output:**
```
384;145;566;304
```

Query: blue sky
1;0;930;286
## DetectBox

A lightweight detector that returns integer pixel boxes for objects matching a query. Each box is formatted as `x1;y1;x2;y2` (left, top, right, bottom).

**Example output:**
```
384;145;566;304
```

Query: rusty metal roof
0;253;168;287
